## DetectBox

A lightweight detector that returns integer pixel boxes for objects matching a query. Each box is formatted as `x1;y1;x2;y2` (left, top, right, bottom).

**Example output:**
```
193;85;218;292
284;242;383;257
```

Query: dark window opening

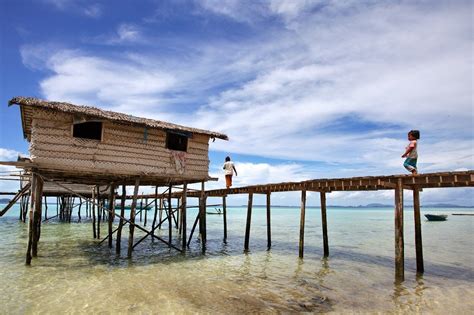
73;121;103;141
166;132;188;152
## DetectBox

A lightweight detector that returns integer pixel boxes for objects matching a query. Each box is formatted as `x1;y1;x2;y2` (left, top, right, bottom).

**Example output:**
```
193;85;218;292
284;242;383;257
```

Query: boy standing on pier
402;130;419;175
223;156;238;189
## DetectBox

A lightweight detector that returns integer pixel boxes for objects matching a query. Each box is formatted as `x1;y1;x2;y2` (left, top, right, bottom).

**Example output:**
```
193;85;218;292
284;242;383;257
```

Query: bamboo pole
108;184;116;248
116;185;126;254
182;183;187;250
413;188;424;274
320;192;329;257
395;178;404;282
244;191;253;251
223;196;227;242
299;190;307;258
266;192;271;249
127;179;140;258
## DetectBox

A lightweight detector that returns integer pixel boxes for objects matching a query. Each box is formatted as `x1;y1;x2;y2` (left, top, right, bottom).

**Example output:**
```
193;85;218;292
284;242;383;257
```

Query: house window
73;121;103;141
166;132;188;152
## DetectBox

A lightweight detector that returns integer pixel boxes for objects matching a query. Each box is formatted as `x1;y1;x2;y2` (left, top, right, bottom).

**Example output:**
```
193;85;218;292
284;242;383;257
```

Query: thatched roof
8;96;228;140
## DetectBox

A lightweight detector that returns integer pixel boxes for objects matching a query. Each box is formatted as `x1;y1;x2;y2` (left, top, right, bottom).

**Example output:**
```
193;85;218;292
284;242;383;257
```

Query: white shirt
223;161;235;175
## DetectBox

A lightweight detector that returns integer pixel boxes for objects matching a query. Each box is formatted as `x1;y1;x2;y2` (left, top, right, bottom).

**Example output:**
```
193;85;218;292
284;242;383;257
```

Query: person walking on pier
402;130;419;175
223;156;238;188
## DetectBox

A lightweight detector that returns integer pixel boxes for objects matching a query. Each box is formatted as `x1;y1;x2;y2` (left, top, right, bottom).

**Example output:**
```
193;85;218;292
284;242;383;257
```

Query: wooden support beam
244;191;253;251
31;175;43;258
299;190;306;258
413;187;424;274
266;191;271;249
199;181;207;246
320;192;329;257
182;183;187;250
395;178;405;282
116;185;126;254
92;187;97;239
108;184;116;249
96;186;101;239
223;196;227;243
26;173;39;265
151;186;158;239
127;179;140;258
168;184;173;246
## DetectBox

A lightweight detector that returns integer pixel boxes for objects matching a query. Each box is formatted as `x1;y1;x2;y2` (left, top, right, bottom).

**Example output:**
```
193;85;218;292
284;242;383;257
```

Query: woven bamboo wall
28;108;210;178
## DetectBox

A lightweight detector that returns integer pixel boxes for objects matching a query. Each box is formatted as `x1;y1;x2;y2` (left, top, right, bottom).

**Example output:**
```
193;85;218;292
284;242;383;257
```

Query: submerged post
116;185;126;254
182;183;187;250
244;191;253;251
127;179;140;258
320;192;329;257
413;187;424;274
151;186;158;239
168;184;172;245
92;187;97;238
199;181;207;246
223;195;227;242
266;191;271;249
395;178;405;282
26;173;43;265
108;184;116;249
299;189;307;258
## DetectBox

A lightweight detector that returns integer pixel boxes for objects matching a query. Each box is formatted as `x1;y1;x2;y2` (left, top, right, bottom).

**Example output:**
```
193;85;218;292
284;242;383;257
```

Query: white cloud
0;148;24;194
83;4;102;18
43;0;103;18
18;1;473;205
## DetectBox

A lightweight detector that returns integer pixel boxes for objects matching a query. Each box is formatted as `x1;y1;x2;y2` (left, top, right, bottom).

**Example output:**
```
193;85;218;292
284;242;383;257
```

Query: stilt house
8;97;228;185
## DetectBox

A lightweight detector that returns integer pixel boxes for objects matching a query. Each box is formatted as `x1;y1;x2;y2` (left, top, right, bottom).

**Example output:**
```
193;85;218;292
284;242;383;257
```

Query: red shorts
225;175;233;188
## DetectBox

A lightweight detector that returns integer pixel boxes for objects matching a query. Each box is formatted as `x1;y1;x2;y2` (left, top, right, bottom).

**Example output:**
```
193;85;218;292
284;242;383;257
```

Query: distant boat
206;208;223;215
425;214;448;221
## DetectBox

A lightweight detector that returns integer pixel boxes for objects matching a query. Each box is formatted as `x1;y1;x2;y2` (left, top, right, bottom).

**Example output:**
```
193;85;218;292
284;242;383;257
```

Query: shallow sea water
0;204;473;314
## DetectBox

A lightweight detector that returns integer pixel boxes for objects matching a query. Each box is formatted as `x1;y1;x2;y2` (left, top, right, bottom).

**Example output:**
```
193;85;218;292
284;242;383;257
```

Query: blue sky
0;0;473;206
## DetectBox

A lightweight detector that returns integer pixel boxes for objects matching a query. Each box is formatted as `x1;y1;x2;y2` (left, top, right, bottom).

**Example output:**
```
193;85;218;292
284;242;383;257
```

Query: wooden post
144;198;148;226
320;192;329;257
199;181;207;245
413;188;424;274
127;179;140;258
181;183;187;250
108;184;116;249
26;173;39;264
176;197;180;229
92;187;97;239
32;176;44;257
299;190;306;258
244;191;253;251
168;184;172;246
97;187;101;239
223;196;227;242
266;192;271;249
151;186;158;239
395;178;405;282
139;196;143;222
158;197;163;229
44;196;48;220
78;199;82;222
116;185;126;254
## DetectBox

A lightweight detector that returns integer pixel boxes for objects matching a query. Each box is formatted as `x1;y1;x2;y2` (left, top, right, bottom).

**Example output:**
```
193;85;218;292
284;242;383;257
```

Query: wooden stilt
127;179;140;258
44;196;48;220
266;192;271;249
223;196;227;242
181;183;187;250
395;178;405;282
92;188;97;239
158;197;163;229
97;187;101;239
139;196;143;222
199;182;207;246
151;186;158;240
168;184;172;245
116;185;126;254
78;199;82;222
413;187;424;274
144;198;148;226
244;191;253;251
26;173;39;265
299;190;307;258
320;192;329;257
108;184;116;248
